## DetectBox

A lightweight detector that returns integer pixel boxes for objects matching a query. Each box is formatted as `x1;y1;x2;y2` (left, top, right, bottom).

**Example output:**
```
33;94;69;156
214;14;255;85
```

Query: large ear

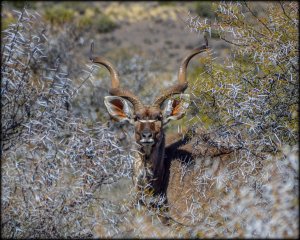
104;96;134;122
162;94;190;125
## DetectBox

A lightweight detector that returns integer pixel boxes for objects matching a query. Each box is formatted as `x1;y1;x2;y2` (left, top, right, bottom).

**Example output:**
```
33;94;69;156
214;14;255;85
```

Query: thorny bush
172;1;298;237
1;8;134;238
1;2;299;238
186;1;298;154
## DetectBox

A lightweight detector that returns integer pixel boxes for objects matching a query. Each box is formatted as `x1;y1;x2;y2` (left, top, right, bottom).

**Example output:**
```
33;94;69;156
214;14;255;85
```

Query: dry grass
103;2;185;23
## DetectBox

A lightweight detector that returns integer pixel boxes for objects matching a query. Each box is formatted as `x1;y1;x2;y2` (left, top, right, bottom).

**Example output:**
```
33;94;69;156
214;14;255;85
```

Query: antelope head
90;41;209;156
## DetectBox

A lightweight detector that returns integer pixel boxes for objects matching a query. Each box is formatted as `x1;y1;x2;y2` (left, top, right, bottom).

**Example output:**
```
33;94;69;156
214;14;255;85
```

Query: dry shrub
1;8;134;238
1;2;299;238
96;2;298;238
168;1;299;238
167;141;298;238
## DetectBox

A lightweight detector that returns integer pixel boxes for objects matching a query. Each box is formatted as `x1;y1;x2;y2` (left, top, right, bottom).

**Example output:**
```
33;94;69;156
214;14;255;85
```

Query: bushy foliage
44;6;76;26
186;1;298;155
94;15;118;33
1;2;298;238
43;4;118;34
194;1;215;19
172;1;299;237
1;8;134;238
95;3;299;238
4;0;37;10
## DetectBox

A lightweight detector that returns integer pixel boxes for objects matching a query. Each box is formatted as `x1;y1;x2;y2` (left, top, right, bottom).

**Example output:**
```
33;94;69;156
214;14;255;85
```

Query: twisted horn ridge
109;88;144;111
153;38;210;107
177;42;209;85
152;83;188;108
90;42;120;88
90;42;144;111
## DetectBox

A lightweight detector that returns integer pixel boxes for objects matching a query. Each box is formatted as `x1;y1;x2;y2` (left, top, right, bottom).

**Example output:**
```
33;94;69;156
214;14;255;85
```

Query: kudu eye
156;115;162;121
134;115;140;121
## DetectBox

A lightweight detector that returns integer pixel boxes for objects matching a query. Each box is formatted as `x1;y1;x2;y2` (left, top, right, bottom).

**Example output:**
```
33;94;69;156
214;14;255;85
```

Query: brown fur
133;125;237;222
96;42;212;221
164;128;238;225
131;107;168;206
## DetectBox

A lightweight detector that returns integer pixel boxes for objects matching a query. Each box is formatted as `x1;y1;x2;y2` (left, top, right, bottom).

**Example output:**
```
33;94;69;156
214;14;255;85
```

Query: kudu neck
138;132;169;195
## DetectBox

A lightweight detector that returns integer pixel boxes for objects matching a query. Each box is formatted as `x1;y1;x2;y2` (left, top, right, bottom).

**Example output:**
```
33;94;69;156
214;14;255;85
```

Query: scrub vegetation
1;1;298;238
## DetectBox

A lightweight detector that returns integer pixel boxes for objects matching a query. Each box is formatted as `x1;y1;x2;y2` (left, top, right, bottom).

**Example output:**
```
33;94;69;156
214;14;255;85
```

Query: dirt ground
90;2;230;74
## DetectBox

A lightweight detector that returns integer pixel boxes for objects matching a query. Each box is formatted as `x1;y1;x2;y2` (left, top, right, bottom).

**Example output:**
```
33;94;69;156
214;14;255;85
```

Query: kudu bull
89;40;210;213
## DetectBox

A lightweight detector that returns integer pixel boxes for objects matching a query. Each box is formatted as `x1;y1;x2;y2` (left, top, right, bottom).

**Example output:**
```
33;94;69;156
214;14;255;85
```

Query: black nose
142;131;152;139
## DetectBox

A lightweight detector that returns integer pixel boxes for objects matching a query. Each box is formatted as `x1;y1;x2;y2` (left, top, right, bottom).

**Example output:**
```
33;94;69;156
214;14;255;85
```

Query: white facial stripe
140;139;154;143
138;120;156;123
